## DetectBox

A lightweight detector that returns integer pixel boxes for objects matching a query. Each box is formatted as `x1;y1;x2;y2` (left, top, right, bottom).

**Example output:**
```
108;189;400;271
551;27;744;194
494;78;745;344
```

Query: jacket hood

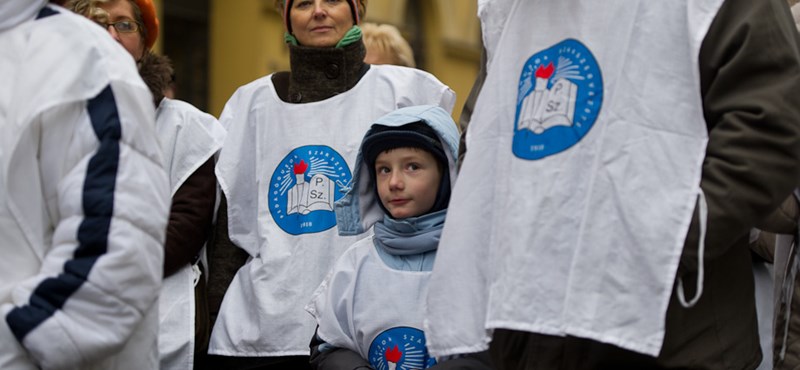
0;0;47;31
335;105;459;235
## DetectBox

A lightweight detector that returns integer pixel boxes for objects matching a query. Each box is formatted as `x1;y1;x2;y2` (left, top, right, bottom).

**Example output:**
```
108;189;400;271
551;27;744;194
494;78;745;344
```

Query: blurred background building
150;0;482;122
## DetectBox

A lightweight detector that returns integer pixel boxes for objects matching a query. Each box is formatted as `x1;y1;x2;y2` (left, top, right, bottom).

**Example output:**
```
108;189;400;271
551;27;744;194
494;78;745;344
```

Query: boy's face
375;147;442;219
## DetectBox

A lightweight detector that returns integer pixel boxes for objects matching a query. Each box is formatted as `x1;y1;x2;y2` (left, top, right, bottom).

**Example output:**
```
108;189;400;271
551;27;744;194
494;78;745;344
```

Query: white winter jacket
0;3;169;370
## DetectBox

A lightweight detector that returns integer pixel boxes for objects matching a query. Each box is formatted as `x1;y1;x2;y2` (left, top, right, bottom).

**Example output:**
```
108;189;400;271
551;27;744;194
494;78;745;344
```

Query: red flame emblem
293;160;308;175
535;62;554;79
385;345;402;363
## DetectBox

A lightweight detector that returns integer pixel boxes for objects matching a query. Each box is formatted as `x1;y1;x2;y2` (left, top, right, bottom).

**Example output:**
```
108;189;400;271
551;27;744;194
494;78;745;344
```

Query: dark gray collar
274;40;369;103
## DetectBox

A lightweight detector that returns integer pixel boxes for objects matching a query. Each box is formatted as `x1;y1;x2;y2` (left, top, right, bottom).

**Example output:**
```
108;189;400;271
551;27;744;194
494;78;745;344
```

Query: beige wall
420;1;480;124
209;0;277;117
208;0;480;122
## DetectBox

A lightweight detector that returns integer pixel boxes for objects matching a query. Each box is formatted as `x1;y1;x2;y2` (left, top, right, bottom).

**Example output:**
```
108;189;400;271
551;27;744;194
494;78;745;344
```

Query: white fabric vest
307;238;437;370
210;65;455;356
155;98;225;370
425;0;722;357
156;98;225;198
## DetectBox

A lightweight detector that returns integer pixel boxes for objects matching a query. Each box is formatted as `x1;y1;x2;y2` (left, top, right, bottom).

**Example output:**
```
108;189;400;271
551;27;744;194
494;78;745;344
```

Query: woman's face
99;0;145;60
289;0;354;48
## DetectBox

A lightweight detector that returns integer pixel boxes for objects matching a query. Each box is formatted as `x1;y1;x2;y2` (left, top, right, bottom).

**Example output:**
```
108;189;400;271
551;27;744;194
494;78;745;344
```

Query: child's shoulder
334;234;377;267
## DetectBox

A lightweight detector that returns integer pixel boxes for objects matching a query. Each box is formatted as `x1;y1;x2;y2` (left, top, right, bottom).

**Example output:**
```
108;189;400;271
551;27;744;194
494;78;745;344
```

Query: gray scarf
373;210;446;256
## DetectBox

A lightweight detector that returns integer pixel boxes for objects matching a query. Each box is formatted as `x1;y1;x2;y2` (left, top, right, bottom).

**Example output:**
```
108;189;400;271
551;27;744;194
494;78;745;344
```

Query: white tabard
425;0;722;357
307;238;437;370
155;98;225;370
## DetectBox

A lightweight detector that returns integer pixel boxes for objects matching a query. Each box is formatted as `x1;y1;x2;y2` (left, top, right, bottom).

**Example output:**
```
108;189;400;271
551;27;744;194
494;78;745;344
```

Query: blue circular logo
512;38;603;160
368;327;436;370
269;145;352;235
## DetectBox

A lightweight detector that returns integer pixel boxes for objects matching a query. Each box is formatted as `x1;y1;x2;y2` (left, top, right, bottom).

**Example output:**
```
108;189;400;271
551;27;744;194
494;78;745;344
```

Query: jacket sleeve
206;195;250;327
750;194;799;262
429;351;494;369
457;46;487;170
164;157;217;277
1;81;169;369
310;329;372;370
755;195;799;236
750;231;776;263
681;0;800;269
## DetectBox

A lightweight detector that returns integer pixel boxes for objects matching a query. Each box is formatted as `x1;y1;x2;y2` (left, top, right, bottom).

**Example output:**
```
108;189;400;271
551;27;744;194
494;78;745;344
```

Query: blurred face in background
290;0;354;47
99;0;145;60
364;46;394;65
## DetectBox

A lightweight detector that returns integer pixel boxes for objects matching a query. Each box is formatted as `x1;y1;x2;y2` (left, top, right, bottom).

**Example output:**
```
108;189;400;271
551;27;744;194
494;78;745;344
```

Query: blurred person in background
0;0;169;368
206;0;455;368
361;22;415;67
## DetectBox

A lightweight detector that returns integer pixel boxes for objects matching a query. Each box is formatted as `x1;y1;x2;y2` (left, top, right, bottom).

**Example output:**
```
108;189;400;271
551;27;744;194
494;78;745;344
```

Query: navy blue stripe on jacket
36;5;58;20
6;85;122;341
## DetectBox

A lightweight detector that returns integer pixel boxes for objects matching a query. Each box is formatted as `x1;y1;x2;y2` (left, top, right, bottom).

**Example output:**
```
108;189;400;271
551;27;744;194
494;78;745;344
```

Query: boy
306;106;489;369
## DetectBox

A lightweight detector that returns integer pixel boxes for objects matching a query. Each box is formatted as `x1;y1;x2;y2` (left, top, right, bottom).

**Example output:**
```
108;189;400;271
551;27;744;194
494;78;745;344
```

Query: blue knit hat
362;122;452;215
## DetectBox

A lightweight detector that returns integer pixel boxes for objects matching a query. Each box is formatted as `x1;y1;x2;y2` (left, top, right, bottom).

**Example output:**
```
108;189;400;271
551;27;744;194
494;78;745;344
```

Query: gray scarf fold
373;210;446;256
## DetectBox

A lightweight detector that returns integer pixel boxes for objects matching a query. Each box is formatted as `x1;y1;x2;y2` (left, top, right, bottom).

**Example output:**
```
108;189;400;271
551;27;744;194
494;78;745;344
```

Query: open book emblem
369;327;436;370
269;145;352;235
519;62;578;134
512;39;604;160
287;160;335;215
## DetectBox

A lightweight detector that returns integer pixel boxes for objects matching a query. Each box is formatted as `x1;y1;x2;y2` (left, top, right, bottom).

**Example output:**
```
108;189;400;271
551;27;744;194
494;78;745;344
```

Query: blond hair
362;22;415;68
66;0;152;52
65;0;110;24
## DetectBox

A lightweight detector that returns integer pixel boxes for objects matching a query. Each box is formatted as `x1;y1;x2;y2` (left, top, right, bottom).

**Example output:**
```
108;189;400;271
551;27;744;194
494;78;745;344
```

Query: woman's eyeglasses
97;20;140;33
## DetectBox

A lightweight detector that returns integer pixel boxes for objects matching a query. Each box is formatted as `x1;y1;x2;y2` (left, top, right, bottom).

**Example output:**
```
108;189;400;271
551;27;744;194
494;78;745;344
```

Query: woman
67;0;155;63
66;1;226;369
207;0;455;369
